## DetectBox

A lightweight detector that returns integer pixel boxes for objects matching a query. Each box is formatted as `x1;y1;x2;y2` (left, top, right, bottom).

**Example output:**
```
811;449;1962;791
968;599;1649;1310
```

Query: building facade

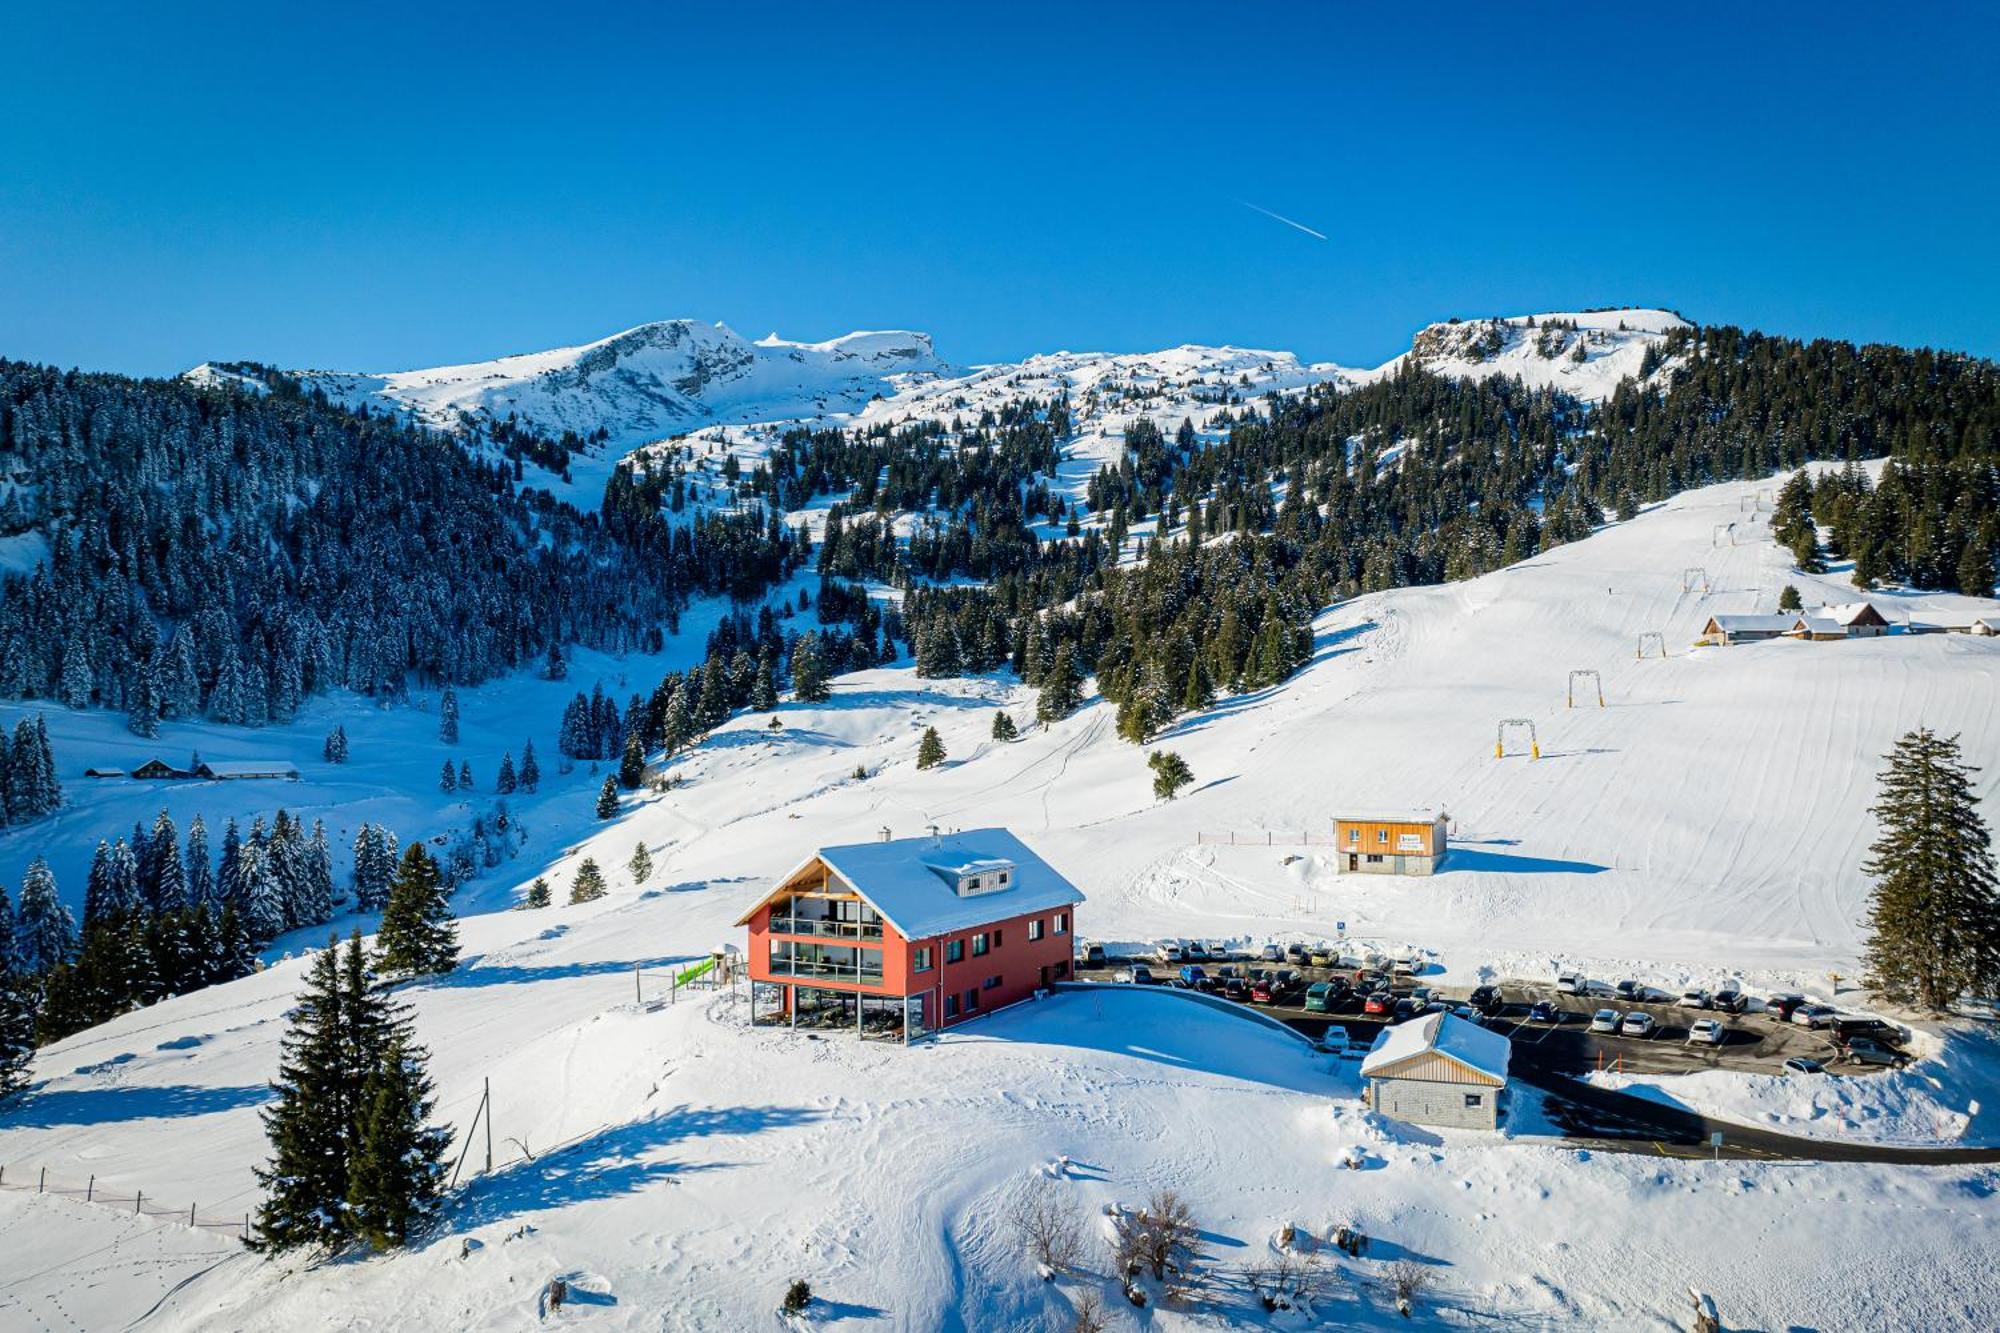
736;827;1084;1043
1360;1011;1509;1131
1333;815;1448;876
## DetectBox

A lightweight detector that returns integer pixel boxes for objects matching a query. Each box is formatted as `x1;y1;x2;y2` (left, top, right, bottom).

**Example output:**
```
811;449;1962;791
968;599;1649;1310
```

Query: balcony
767;915;885;942
767;940;886;987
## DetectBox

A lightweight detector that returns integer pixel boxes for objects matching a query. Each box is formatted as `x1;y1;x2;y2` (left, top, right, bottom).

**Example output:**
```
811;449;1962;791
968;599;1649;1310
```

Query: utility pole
484;1077;493;1176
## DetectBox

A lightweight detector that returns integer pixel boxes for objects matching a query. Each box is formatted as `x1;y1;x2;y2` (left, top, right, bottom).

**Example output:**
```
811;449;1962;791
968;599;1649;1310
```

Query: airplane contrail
1237;199;1328;241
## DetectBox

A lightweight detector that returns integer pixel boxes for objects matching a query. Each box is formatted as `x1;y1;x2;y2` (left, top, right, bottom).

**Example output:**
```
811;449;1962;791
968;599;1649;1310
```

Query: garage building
1360;1011;1510;1131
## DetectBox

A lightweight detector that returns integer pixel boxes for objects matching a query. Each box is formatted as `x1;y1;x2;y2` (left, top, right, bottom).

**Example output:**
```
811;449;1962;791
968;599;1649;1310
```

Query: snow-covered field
3;468;1998;1328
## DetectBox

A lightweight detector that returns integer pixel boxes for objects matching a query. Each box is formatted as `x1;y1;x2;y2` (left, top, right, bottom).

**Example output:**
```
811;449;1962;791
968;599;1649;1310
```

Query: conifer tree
1961;529;1996;597
1778;584;1803;611
345;1035;449;1250
0;969;34;1102
525;877;551;908
438;686;460;745
1149;750;1194;801
253;938;354;1252
628;841;653;884
1861;728;2000;1010
519;740;541;792
495;751;517;794
15;858;72;975
458;760;473;790
0;882;14;974
991;710;1019;742
439;760;457;793
595;775;620;820
570;858;608;903
791;633;831;702
376;844;458;978
186;815;214;906
916;727;946;770
151;810;188;913
619;733;646;789
1036;645;1082;723
323;725;349;764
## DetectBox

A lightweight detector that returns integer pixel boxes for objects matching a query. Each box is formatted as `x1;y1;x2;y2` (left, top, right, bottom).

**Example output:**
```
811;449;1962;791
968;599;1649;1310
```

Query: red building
736;827;1085;1042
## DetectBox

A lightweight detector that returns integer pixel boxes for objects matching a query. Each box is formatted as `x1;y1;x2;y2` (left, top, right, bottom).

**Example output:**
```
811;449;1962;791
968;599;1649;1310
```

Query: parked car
1783;1056;1826;1075
1557;974;1585;995
1678;989;1711;1009
1363;992;1395;1016
1765;993;1808;1022
1259;944;1284;963
1250;978;1278;1004
1832;1017;1905;1047
1285;943;1309;964
1621;1011;1657;1038
1409;986;1434;1005
1841;1038;1904;1068
1221;978;1250;1002
1392;997;1420;1021
1590;1008;1620;1033
1790;1004;1838;1029
1687;1018;1726;1046
1207;942;1234;961
1712;988;1749;1015
1391;957;1419;977
1304;982;1336;1013
1154;941;1187;964
1079;941;1107;967
1450;1005;1487;1027
1184;941;1210;962
1528;1001;1560;1024
1615;979;1641;1001
1178;965;1209;989
1315;1025;1352;1055
1115;965;1154;985
1308;948;1335;968
1468;985;1503;1014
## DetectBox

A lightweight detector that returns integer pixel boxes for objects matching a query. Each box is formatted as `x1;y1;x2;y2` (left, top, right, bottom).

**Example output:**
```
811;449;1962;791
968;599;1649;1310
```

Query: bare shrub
1069;1288;1109;1333
1010;1176;1085;1274
1110;1189;1208;1306
1250;1244;1326;1312
1386;1259;1432;1317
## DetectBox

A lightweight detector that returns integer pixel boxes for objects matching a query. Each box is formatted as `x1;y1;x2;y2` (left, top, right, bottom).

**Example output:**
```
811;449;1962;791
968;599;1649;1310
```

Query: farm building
1360;1011;1510;1131
736;827;1084;1043
1333;814;1447;876
1906;612;2000;636
195;760;300;781
1701;613;1797;645
130;758;190;780
82;766;127;779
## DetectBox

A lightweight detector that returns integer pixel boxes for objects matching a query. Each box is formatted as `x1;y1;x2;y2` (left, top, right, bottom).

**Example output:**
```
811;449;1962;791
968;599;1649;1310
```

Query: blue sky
3;2;1995;375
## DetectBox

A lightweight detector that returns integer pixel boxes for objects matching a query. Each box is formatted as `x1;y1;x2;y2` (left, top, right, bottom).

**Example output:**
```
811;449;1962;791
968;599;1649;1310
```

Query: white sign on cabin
1396;833;1426;852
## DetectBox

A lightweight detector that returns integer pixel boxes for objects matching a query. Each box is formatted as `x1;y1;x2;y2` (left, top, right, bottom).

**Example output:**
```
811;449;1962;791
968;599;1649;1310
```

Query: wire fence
1195;831;1340;847
0;1163;251;1240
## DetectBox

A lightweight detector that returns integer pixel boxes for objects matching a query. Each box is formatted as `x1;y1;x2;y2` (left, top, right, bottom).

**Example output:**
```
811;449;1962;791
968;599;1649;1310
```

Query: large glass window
766;940;884;984
946;939;965;964
972;933;989;957
1028;919;1044;941
913;947;932;973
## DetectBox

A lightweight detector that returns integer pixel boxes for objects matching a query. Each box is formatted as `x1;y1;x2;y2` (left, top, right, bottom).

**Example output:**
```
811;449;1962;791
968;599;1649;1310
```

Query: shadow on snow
0;1081;272;1127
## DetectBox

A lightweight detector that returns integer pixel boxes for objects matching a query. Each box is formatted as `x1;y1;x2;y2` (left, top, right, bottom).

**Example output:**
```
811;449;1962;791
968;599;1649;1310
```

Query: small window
945;993;961;1018
913;947;933;973
998;871;1010;884
946;939;965;964
964;876;980;891
1054;959;1069;979
972;933;990;957
983;975;1001;990
1028;919;1044;941
1347;828;1358;843
1366;854;1383;864
964;987;979;1011
993;929;1004;948
1377;829;1388;844
1464;1093;1482;1109
1055;913;1068;935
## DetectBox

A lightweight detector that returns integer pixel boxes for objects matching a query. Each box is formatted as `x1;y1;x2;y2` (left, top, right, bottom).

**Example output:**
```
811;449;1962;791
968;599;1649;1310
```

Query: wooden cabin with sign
1333;813;1448;876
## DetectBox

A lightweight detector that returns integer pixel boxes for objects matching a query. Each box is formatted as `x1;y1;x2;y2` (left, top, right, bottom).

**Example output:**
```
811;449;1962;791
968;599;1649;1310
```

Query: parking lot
1076;952;1893;1080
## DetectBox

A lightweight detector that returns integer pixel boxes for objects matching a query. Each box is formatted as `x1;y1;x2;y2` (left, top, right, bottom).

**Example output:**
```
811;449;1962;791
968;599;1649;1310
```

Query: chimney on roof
878;825;892;843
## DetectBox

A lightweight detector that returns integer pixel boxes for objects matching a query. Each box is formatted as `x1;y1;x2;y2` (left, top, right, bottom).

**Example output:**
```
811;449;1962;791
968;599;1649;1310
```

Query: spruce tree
438;686;460;745
1036;645;1082;723
619;733;646;789
187;815;215;906
1861;728;2000;1010
525;877;551;908
628;841;653;884
570;858;608;903
323;725;349;764
791;633;831;702
595;775;620;820
495;751;517;794
991;710;1019;742
518;740;541;792
1149;750;1194;801
1961;529;1996;597
458;760;473;790
346;1035;449;1250
1778;584;1803;611
916;727;946;770
0;882;14;974
253;938;354;1252
0;969;35;1101
439;760;458;793
15;858;73;975
376;844;458;978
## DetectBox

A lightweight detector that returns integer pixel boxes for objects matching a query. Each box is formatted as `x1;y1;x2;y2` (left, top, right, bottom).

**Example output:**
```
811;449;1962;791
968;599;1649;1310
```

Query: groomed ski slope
2;468;1997;1329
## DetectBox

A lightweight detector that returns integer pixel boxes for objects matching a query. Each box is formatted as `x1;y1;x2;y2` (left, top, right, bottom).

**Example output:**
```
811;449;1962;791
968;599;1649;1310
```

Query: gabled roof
736;827;1085;941
1360;1011;1509;1084
1706;614;1797;633
1823;601;1887;627
196;760;300;777
1792;615;1842;636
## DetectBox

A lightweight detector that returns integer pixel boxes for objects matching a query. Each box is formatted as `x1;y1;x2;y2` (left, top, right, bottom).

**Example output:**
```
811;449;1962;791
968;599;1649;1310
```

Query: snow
3;465;1999;1326
1365;308;1689;403
1360;1010;1509;1082
757;827;1085;941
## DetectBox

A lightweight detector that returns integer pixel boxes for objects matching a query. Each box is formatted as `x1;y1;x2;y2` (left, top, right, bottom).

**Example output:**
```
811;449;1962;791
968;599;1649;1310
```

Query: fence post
39;1166;45;1193
136;1190;143;1214
87;1174;94;1202
244;1213;250;1242
190;1202;197;1227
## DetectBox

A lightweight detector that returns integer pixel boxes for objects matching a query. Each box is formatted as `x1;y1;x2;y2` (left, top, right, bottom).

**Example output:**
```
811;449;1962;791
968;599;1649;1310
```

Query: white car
1183;941;1210;962
1687;1018;1725;1046
1791;1004;1838;1028
1317;1025;1351;1055
1590;1008;1620;1033
1678;989;1711;1009
1621;1012;1657;1038
1114;965;1154;985
1154;941;1187;964
1557;974;1586;995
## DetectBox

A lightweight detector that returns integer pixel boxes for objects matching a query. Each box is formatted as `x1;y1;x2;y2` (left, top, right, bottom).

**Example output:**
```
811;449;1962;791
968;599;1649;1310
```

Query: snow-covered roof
1360;1011;1509;1084
1823;601;1886;626
1707;614;1798;633
742;828;1085;941
197;760;300;777
1794;615;1842;635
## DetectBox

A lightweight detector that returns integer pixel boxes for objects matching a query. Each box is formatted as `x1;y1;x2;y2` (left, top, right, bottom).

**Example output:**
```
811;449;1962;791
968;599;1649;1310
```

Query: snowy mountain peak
1385;307;1690;401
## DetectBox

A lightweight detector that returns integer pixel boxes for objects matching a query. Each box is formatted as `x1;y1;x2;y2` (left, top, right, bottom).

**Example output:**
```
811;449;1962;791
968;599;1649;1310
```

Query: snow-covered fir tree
376;844;457;978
